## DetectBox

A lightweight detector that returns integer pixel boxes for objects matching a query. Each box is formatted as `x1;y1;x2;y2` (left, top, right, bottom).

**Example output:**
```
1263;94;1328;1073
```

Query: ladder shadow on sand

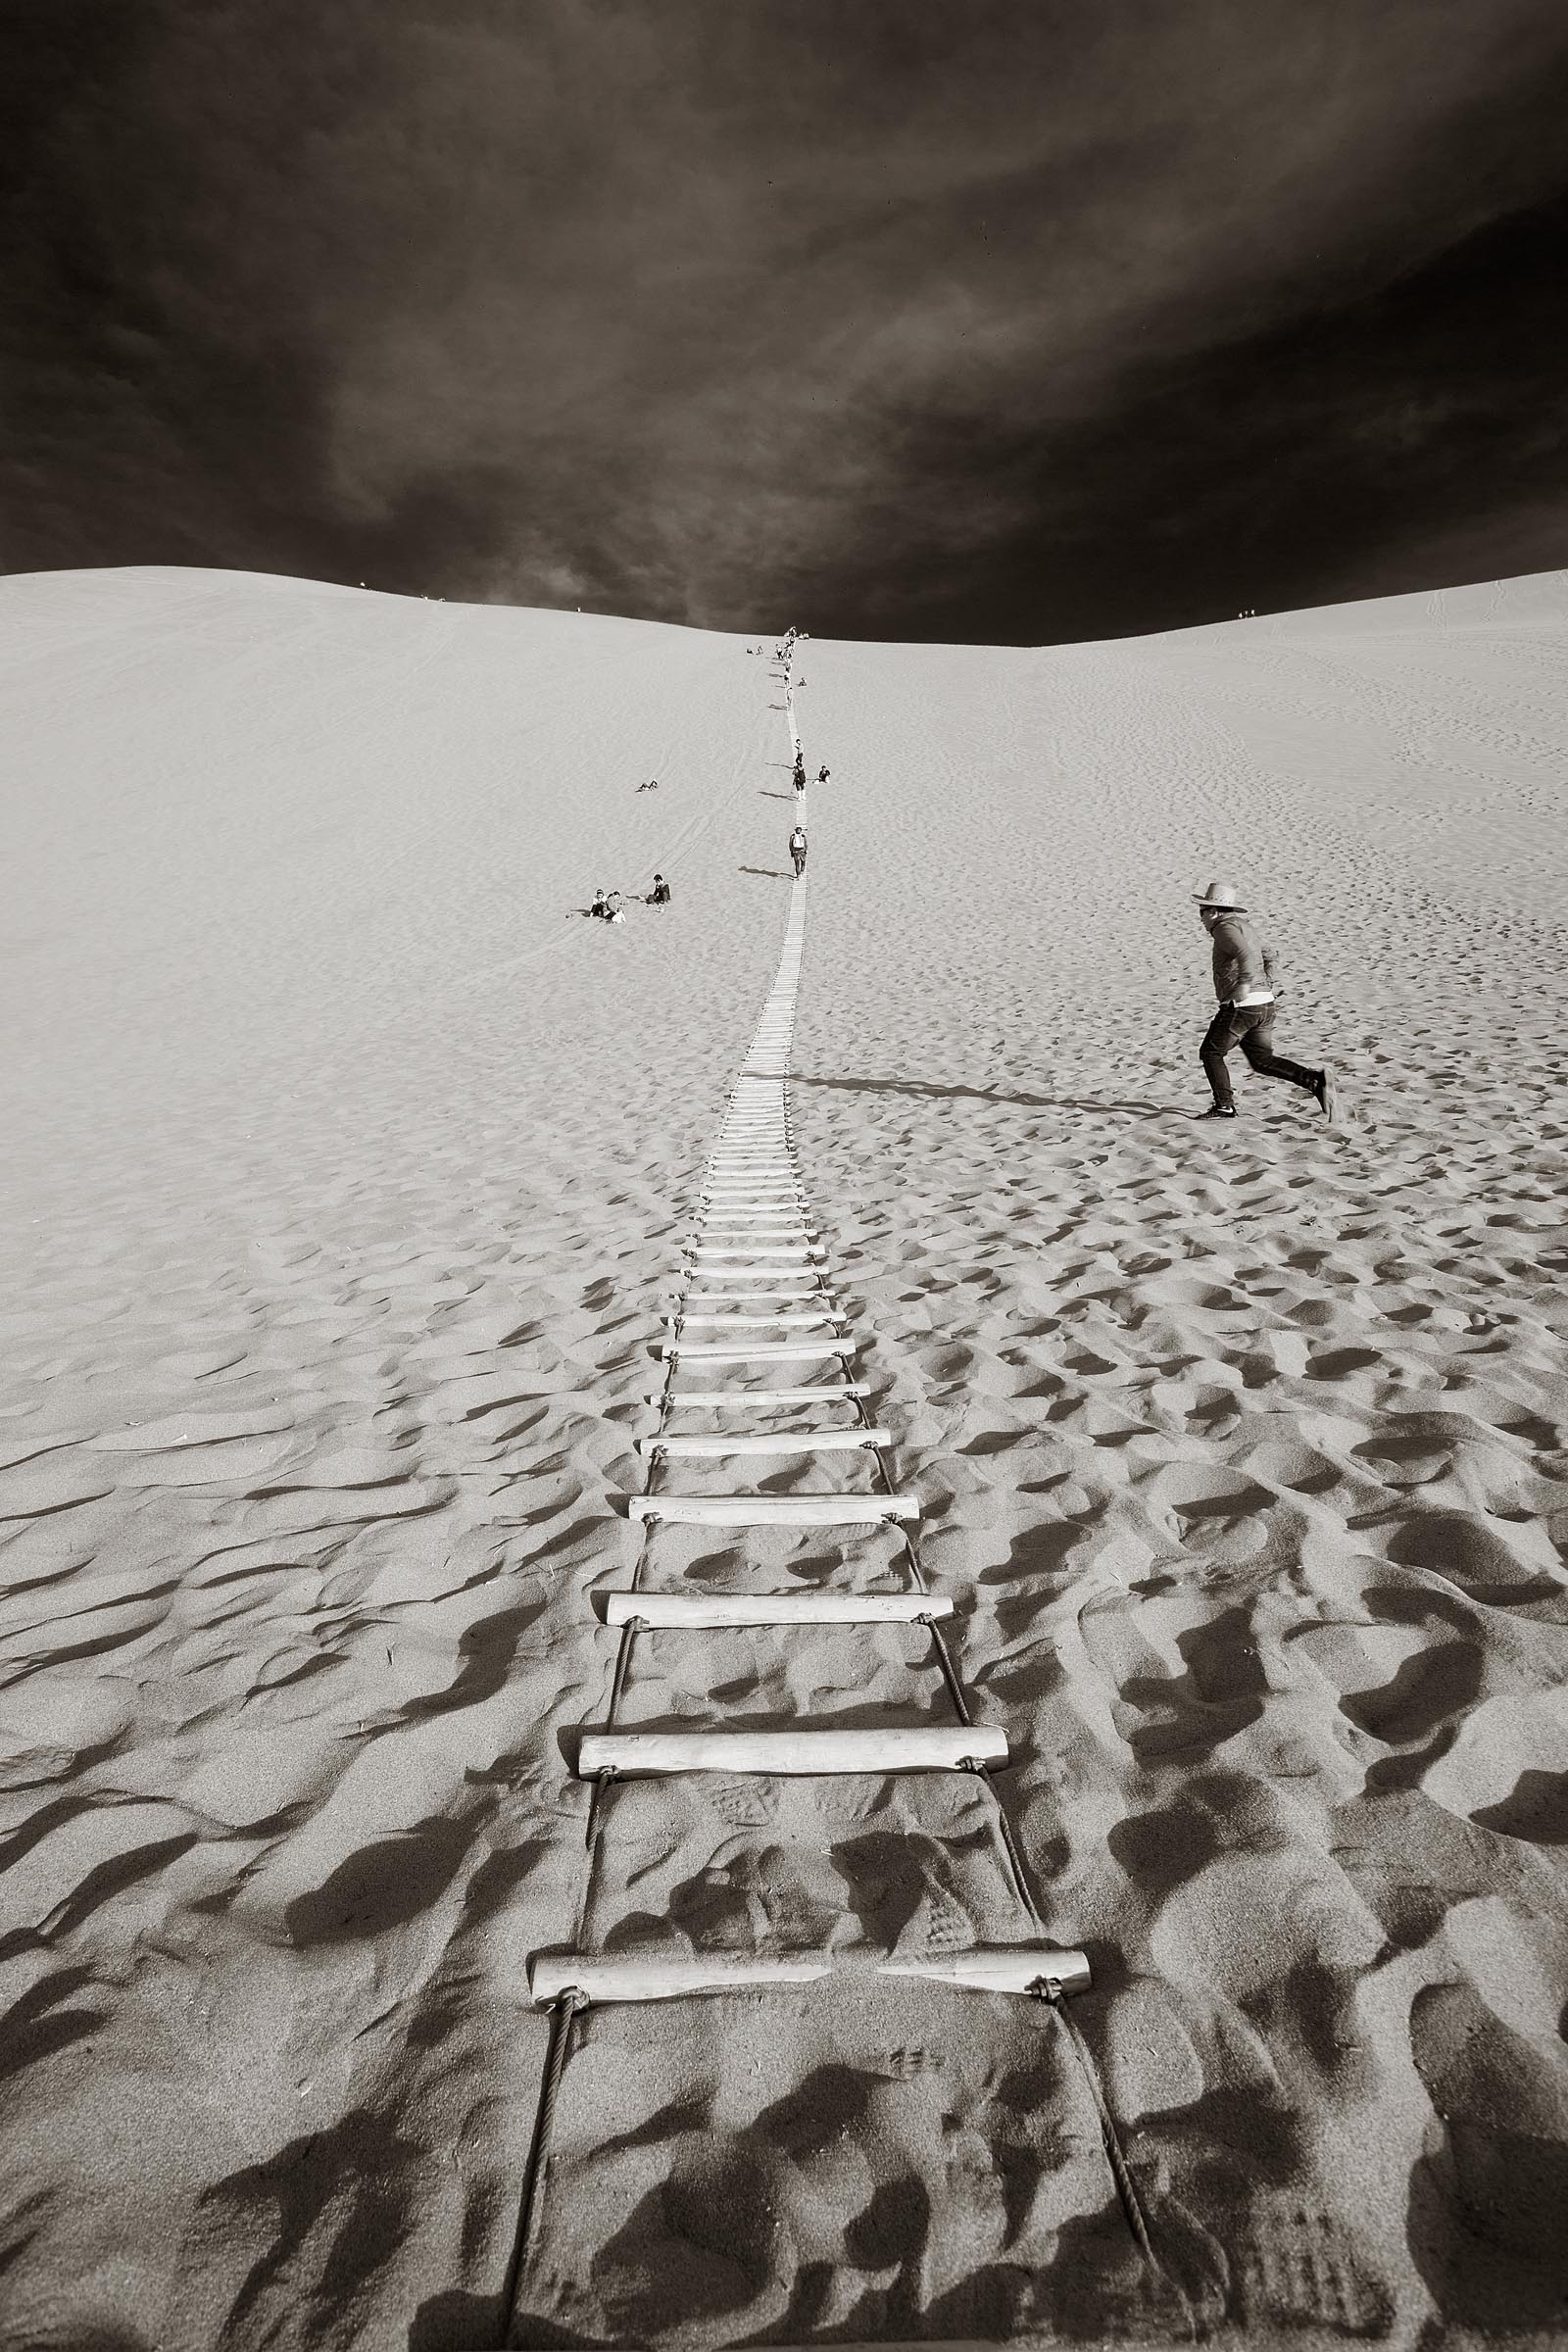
793;1071;1173;1117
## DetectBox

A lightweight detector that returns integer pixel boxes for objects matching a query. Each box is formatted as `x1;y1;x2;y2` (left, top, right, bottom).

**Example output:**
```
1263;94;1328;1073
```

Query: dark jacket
1210;913;1274;1002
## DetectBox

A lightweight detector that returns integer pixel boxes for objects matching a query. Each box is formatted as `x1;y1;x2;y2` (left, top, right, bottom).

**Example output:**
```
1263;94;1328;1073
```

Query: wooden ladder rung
688;1235;813;1248
881;1945;1093;1996
686;1258;825;1273
578;1725;1003;1777
700;1198;805;1208
636;1429;889;1456
691;1240;815;1251
685;1253;817;1267
652;1385;868;1403
687;1272;818;1285
695;1219;817;1232
680;1272;820;1287
627;1493;915;1526
693;1246;824;1261
527;1938;1089;2006
530;1951;829;2003
698;1206;812;1217
659;1339;856;1361
702;1180;803;1191
605;1592;950;1626
679;1291;826;1305
666;1312;845;1329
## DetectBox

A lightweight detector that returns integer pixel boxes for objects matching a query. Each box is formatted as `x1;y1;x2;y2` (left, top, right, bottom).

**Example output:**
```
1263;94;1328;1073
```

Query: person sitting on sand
589;888;609;919
789;824;808;878
817;764;829;784
605;889;625;922
1194;880;1336;1121
649;873;671;905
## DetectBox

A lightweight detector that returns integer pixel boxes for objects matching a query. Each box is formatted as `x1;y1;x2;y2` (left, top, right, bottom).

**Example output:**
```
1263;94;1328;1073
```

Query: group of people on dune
588;875;669;922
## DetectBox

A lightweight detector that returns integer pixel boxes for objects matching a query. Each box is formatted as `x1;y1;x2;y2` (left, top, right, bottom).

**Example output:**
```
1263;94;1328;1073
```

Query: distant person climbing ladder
789;824;808;879
1193;880;1336;1121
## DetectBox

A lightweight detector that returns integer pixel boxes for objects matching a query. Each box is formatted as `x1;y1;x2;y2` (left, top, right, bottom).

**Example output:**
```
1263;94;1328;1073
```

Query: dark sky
6;0;1568;642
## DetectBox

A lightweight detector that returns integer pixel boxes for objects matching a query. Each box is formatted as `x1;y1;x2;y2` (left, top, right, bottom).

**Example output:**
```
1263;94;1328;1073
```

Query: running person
1195;880;1336;1120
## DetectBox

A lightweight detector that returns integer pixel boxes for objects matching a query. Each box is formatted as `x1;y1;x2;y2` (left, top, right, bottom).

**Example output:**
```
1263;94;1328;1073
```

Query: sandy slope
2;566;1567;2350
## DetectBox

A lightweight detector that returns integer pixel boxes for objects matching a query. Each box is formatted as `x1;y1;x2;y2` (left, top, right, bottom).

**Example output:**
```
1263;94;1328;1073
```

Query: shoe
1312;1068;1338;1122
1200;1103;1237;1119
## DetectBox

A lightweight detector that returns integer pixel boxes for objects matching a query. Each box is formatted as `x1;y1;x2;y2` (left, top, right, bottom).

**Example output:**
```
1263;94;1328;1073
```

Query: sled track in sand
501;655;1158;2351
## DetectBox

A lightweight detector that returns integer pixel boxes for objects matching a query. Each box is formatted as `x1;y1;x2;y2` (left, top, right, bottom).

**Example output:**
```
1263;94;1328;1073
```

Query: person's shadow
739;864;794;880
794;1072;1173;1116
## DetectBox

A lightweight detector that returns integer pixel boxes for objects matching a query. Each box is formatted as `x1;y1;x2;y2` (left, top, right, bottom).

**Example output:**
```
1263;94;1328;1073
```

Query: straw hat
1193;879;1248;911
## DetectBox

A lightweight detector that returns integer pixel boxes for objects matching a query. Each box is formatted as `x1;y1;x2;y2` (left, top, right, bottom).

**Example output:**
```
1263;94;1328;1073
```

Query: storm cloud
5;0;1568;639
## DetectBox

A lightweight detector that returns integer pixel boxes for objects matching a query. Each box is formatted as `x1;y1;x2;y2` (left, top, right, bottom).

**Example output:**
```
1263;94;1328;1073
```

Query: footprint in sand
1408;1980;1568;2328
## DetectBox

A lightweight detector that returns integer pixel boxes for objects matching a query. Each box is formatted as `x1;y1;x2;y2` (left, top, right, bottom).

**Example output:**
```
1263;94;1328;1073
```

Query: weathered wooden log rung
527;1942;1091;2006
577;1724;1003;1776
650;1384;868;1403
635;1428;890;1456
677;1290;828;1304
657;1339;856;1360
626;1493;918;1525
664;1311;846;1329
605;1592;950;1626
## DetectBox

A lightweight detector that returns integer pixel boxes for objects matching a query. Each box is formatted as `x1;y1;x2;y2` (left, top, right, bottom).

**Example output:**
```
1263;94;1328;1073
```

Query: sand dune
2;565;1566;2349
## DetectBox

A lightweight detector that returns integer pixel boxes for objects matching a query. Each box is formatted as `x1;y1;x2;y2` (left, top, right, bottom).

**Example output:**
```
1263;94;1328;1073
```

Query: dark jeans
792;854;806;875
1200;1002;1317;1110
